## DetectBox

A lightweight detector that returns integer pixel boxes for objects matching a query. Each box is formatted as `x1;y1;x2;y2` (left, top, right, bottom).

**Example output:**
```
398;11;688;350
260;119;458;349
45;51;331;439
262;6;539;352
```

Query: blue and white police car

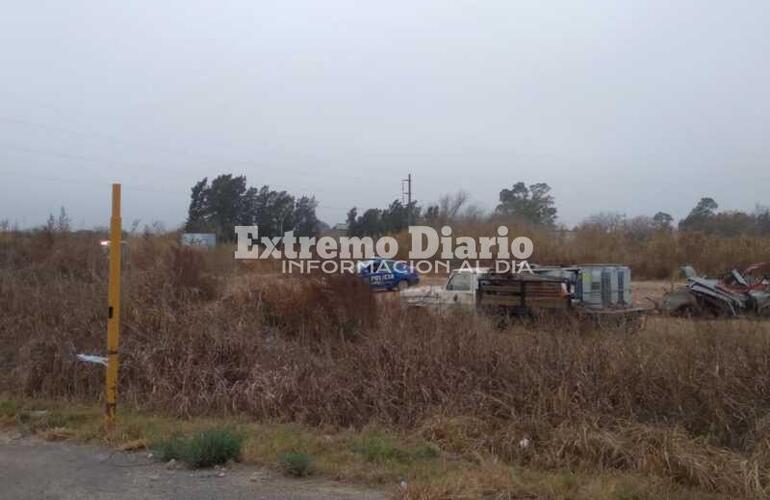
356;258;419;291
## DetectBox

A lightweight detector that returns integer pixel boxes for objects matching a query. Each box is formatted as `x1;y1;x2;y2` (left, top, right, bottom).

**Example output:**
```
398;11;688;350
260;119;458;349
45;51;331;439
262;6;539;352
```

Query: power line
0;115;368;182
0;170;188;196
0;141;369;203
0;115;400;217
0;142;191;178
0;169;365;214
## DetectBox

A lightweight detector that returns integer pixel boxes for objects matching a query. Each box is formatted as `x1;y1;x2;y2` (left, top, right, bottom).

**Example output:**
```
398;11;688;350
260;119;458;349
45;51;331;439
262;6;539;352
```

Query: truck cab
400;268;488;309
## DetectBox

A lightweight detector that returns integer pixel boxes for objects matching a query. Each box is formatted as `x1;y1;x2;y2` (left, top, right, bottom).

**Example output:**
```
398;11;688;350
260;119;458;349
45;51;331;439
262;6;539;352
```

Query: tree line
185;174;321;240
183;175;769;240
577;197;770;240
183;176;561;240
345;181;559;236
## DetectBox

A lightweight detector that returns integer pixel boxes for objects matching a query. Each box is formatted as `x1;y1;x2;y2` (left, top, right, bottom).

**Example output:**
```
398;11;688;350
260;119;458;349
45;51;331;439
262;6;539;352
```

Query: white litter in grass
76;354;108;366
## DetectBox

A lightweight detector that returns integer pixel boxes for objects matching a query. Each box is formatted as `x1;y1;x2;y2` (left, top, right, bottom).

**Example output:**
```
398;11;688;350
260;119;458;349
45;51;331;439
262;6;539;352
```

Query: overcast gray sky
1;1;768;229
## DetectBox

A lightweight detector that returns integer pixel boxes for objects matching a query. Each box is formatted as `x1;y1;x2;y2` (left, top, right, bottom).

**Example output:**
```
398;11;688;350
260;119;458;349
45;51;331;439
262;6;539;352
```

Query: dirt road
0;432;385;500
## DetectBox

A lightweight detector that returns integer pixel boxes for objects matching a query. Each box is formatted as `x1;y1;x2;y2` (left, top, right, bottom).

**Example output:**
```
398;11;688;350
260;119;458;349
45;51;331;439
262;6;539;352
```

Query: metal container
616;266;632;306
577;265;632;308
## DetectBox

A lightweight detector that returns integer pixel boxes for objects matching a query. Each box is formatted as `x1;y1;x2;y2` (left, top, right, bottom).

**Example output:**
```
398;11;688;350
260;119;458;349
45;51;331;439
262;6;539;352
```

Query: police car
356;258;419;291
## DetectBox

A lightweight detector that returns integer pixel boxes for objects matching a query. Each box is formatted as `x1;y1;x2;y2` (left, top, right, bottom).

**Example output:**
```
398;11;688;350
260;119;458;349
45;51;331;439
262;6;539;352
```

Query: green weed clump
352;432;440;464
0;400;17;418
353;433;401;463
153;435;189;462
153;428;243;468
278;451;314;477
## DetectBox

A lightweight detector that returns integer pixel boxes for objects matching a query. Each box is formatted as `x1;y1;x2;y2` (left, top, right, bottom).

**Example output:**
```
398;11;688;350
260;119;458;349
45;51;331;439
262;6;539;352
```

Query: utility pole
105;183;122;429
402;173;412;226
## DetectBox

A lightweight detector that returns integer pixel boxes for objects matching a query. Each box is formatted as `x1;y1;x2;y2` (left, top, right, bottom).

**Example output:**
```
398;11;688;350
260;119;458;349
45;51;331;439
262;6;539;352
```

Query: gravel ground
0;432;385;500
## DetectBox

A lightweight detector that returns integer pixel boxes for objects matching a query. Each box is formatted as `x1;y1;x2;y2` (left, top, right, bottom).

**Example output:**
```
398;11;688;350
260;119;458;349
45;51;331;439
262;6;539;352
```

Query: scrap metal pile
663;263;770;317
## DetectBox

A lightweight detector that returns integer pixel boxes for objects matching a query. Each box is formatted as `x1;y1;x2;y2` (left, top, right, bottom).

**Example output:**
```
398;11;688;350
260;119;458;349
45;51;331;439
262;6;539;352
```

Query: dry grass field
3;230;770;498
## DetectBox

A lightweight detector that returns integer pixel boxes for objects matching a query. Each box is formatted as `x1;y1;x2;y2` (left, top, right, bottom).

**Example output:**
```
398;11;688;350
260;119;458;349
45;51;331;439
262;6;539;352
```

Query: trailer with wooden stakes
477;266;646;332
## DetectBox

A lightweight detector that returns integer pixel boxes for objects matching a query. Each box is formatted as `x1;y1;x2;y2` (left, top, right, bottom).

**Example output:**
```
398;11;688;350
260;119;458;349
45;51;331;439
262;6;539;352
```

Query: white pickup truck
399;268;489;309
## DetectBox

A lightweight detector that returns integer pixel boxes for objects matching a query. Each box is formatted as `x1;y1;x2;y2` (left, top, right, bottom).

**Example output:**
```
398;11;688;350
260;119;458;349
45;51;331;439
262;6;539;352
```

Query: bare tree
438;190;469;221
580;212;626;233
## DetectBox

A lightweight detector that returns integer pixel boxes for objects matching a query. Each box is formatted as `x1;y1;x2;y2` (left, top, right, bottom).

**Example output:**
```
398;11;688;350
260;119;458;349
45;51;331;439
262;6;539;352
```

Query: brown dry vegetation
3;230;770;497
391;221;770;280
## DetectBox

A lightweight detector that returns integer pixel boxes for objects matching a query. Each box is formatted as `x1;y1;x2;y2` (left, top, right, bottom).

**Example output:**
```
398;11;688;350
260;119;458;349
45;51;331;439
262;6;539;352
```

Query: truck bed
477;272;570;315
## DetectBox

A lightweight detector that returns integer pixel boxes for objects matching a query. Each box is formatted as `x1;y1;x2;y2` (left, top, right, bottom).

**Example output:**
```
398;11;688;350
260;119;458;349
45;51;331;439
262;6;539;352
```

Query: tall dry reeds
3;231;770;496
392;221;770;279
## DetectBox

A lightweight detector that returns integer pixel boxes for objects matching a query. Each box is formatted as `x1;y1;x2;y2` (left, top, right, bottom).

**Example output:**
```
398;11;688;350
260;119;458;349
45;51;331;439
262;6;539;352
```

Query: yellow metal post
105;183;122;428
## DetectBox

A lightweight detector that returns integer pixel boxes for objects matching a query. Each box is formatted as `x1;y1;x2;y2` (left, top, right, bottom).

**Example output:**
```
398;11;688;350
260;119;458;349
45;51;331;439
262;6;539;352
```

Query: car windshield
446;272;472;291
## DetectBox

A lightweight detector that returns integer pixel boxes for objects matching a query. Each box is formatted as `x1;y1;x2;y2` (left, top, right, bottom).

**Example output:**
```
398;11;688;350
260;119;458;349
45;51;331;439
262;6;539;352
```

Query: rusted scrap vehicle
663;263;770;317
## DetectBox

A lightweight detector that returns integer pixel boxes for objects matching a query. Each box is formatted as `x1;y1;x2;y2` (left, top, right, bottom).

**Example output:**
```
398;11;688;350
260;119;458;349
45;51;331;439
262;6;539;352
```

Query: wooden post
105;183;121;428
